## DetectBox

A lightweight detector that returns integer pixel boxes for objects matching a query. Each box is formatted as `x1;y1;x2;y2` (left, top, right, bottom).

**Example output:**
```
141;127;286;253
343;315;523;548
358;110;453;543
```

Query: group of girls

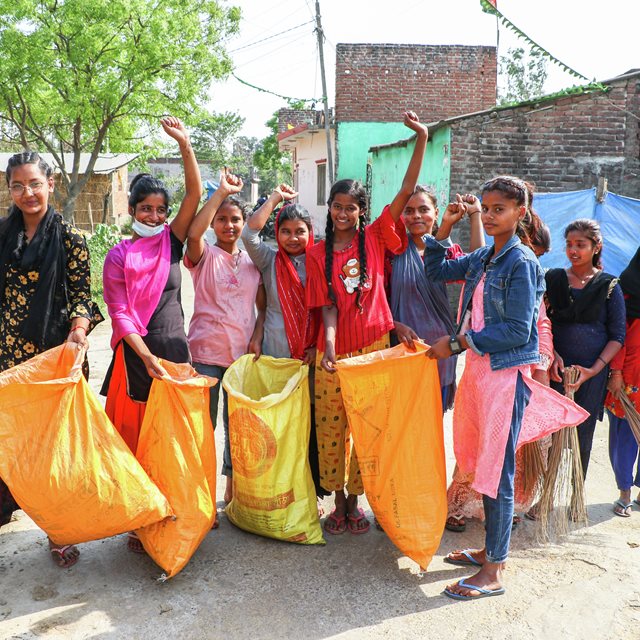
1;114;639;604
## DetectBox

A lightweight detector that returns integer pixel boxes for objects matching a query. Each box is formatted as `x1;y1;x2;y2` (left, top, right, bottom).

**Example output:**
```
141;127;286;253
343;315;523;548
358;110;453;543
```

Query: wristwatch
449;335;464;355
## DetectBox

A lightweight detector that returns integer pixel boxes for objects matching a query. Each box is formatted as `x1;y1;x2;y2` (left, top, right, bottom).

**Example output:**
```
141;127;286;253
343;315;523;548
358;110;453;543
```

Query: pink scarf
103;226;172;349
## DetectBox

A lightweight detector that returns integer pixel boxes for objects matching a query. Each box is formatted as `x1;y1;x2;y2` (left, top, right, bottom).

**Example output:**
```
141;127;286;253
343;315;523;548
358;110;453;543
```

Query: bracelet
609;370;623;377
597;355;608;367
70;326;87;334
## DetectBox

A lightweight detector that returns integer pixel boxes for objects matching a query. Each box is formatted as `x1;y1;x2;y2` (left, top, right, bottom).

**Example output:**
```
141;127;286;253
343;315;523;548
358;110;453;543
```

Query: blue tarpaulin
533;188;640;276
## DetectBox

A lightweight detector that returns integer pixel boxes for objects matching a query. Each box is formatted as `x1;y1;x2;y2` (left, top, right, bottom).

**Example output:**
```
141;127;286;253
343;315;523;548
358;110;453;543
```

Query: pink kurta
453;277;589;498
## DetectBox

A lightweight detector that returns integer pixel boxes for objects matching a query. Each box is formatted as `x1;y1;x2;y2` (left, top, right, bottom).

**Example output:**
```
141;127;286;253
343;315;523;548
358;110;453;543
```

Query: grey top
241;225;307;359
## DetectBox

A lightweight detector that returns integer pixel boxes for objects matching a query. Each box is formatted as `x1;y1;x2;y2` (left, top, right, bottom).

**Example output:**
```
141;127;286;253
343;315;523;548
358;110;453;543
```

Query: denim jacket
424;234;545;371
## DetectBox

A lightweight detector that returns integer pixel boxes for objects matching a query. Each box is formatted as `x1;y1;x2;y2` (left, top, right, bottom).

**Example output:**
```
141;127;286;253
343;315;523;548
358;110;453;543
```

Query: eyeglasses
9;182;46;196
137;204;169;216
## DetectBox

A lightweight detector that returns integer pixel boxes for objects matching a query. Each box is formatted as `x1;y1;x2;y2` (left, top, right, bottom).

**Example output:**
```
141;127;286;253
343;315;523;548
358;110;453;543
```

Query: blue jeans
483;372;531;564
193;362;232;477
608;410;640;491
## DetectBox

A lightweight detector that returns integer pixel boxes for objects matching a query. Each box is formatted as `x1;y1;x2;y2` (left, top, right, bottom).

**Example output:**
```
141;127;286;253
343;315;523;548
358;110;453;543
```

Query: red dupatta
274;210;317;360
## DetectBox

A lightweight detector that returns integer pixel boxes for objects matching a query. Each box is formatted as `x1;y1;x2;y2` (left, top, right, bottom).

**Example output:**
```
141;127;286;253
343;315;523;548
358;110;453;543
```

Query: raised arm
161;117;202;243
185;171;243;266
460;194;485;251
388;111;428;221
248;184;297;231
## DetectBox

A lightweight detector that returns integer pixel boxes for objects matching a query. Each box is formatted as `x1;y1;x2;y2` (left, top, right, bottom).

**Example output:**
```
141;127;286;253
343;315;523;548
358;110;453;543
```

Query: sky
209;0;640;140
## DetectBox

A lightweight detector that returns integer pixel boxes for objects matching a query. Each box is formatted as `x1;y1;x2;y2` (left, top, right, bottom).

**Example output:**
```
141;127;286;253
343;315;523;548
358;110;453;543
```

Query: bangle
597;355;608;367
609;370;623;377
70;326;87;334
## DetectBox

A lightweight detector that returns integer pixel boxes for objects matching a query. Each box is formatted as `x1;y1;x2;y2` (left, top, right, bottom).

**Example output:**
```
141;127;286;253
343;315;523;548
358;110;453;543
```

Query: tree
0;0;240;220
253;111;292;195
498;46;548;105
190;112;245;169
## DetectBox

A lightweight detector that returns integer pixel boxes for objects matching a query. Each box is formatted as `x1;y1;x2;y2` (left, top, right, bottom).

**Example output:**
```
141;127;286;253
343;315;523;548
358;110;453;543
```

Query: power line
229;19;314;54
233;30;312;70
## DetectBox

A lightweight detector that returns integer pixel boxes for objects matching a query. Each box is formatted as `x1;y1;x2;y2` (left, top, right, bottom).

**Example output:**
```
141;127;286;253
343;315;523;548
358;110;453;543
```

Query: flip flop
443;579;505;600
445;516;466;532
613;499;633;518
50;544;79;568
323;511;347;535
443;549;483;567
347;507;370;535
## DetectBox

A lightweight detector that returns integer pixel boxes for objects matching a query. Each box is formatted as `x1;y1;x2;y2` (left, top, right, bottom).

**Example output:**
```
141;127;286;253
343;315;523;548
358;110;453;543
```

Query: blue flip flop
443;549;483;567
443;579;506;600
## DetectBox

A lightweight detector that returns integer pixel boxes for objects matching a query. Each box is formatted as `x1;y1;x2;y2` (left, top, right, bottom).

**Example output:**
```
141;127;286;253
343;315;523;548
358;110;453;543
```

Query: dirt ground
1;267;639;640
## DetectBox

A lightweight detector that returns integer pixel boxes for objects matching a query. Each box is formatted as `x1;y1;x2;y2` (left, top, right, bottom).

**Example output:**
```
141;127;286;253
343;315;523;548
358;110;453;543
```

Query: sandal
347;507;370;535
613;499;633;518
443;549;483;567
324;510;347;535
49;543;79;568
445;515;466;532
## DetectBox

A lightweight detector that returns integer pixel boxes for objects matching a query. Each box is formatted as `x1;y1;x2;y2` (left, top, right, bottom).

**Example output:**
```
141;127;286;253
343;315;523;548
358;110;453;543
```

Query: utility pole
315;0;334;184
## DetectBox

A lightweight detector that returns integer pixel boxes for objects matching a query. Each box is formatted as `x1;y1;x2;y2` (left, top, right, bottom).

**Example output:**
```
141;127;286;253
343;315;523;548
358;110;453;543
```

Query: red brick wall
448;77;640;199
335;44;497;123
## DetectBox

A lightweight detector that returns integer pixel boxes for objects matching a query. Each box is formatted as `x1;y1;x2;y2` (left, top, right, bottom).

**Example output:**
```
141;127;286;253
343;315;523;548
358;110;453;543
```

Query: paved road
1;266;639;639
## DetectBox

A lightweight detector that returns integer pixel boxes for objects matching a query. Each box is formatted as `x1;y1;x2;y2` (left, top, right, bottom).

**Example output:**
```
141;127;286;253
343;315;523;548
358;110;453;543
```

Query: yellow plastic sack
335;342;447;570
135;360;217;579
222;355;324;545
0;343;172;545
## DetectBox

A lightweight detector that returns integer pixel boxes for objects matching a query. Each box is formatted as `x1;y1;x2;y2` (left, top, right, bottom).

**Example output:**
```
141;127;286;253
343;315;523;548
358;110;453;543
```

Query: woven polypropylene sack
335;342;446;569
135;360;217;579
0;343;172;545
223;355;324;545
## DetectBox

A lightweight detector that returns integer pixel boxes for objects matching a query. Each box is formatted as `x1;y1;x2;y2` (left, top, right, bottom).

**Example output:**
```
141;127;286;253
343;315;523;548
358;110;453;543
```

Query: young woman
184;171;264;505
102;117;201;551
0;151;103;567
388;188;484;411
546;219;625;479
425;176;586;600
306;111;428;535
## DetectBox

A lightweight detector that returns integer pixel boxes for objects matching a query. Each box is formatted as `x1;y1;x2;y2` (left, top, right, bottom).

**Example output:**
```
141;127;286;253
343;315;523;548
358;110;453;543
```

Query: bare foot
444;564;505;599
48;538;80;568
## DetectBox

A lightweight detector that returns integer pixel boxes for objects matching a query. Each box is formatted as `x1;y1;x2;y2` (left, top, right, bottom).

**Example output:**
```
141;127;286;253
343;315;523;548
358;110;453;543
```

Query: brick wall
447;75;640;247
335;44;497;123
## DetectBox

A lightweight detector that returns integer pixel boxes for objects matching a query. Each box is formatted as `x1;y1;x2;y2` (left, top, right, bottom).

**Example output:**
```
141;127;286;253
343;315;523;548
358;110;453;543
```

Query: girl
389;187;484;411
546;219;625;479
425;176;583;600
445;203;555;532
241;185;327;501
102;117;200;552
184;171;264;506
306;111;428;535
605;246;640;516
0;151;103;567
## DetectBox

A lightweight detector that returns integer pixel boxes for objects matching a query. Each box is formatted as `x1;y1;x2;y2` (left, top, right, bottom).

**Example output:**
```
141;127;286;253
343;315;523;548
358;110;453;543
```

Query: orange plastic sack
335;342;447;570
0;343;172;545
135;360;217;579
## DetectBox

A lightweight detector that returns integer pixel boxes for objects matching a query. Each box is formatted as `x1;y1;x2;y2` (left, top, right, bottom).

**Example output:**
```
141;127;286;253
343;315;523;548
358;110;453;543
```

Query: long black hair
128;173;170;213
325;179;369;312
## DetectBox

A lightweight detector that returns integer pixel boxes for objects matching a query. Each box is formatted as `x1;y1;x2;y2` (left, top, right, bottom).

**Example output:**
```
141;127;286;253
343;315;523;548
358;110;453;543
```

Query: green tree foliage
253;111;292;195
190;112;245;169
498;46;549;105
0;0;240;220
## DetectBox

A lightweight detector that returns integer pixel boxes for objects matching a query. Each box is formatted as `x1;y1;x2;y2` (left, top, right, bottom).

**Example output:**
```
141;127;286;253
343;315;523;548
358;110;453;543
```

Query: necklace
569;268;595;285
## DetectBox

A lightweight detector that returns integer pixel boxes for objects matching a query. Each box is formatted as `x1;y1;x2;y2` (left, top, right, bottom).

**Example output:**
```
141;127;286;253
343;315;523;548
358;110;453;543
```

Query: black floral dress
0;218;102;526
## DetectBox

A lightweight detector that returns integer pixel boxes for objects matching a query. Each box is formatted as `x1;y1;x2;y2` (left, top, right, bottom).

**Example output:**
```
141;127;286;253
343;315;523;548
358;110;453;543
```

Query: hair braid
354;212;369;313
324;210;336;303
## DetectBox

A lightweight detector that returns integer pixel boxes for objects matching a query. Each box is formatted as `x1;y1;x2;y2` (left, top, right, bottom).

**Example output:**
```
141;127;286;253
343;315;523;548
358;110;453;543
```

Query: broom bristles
537;366;588;541
616;390;640;446
521;440;546;497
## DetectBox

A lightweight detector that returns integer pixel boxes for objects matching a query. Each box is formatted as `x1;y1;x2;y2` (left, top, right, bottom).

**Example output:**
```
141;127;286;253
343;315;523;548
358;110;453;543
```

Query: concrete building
277;109;335;234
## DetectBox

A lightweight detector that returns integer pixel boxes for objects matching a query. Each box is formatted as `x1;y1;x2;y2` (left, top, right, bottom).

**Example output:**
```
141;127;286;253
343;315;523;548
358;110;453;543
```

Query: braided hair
325;179;369;311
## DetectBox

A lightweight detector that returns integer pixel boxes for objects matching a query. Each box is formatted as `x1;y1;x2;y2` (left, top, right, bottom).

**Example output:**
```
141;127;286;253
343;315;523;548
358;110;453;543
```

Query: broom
537;366;588;540
616;390;640;446
520;440;546;500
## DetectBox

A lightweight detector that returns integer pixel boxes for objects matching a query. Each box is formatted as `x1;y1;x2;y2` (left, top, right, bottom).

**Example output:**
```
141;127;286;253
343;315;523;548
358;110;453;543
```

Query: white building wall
290;129;335;236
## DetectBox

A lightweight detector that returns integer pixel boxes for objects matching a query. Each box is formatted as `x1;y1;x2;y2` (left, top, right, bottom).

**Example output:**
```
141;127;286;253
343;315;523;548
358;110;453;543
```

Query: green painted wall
336;122;409;184
368;127;451;219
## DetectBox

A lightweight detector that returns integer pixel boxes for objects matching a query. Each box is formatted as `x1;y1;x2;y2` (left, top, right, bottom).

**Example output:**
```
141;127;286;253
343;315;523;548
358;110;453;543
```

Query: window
317;162;326;205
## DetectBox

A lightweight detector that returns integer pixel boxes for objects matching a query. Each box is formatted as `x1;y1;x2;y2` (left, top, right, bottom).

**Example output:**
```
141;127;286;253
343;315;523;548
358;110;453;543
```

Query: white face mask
204;228;217;246
132;219;165;238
